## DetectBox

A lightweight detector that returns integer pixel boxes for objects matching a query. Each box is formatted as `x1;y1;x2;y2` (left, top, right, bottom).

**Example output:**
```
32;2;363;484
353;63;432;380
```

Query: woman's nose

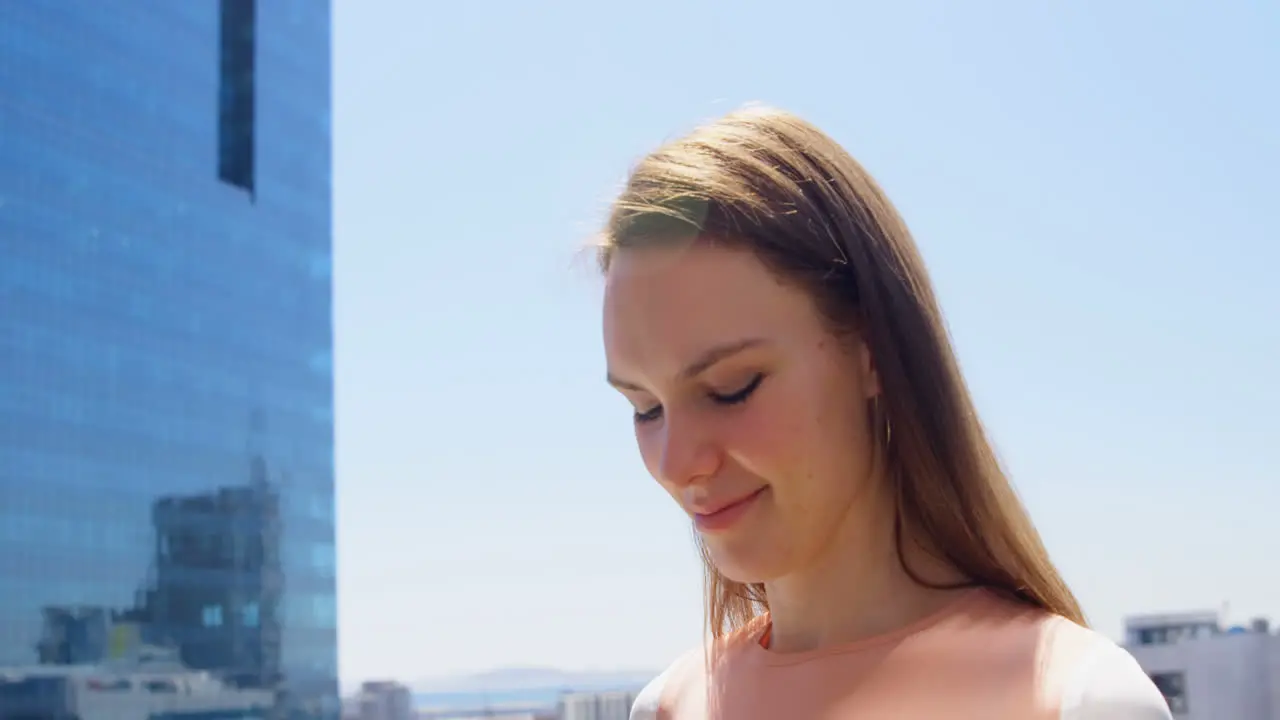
654;413;721;488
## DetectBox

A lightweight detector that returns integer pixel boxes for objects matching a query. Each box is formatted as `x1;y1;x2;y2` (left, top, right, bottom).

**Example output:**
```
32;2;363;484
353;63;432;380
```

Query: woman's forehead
602;245;823;378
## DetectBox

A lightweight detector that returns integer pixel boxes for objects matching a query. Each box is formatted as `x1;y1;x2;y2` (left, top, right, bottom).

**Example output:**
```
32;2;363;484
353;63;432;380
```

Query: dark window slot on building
218;0;256;195
1149;672;1187;714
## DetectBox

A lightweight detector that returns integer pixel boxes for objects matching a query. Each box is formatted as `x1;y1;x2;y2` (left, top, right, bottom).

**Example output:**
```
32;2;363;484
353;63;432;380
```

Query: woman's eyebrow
606;337;770;390
678;337;769;380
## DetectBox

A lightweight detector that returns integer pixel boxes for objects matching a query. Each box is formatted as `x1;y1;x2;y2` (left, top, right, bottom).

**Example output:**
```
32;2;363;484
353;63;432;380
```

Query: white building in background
350;680;414;720
1125;610;1280;719
558;689;639;720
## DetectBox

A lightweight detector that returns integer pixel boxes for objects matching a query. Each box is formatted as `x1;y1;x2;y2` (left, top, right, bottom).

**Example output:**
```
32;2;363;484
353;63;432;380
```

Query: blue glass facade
0;3;335;719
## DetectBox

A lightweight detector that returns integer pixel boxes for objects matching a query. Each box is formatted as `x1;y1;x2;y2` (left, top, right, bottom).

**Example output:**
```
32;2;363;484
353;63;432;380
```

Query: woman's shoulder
630;618;767;719
1046;619;1172;719
627;665;671;720
961;592;1171;718
628;647;702;720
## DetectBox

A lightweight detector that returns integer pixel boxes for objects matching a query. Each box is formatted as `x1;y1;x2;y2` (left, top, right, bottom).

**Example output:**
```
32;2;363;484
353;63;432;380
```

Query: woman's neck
761;506;969;653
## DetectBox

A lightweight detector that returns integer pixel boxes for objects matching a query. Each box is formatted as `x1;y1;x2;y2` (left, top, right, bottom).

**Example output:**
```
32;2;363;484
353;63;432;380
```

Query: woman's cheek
726;393;801;469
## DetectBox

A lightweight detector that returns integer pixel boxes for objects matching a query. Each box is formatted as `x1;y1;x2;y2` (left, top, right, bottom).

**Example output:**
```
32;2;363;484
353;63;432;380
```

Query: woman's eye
634;405;664;424
631;374;763;424
709;373;765;406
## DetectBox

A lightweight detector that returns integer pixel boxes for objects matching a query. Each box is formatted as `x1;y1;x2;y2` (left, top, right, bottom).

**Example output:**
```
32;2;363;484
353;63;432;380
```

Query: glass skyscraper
0;3;336;719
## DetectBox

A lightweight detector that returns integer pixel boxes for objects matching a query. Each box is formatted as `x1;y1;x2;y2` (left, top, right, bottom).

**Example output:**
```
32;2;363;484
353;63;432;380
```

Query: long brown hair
597;105;1085;638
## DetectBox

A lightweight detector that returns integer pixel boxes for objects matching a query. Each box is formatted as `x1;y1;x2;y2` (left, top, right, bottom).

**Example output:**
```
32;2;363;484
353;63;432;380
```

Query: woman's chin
707;545;788;586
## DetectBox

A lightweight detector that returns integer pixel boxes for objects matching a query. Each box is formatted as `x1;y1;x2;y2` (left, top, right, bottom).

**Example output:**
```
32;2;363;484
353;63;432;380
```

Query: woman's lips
693;487;768;532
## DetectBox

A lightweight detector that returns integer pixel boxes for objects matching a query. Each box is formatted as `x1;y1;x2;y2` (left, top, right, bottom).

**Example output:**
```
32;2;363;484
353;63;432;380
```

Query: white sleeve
629;664;674;720
1060;638;1173;720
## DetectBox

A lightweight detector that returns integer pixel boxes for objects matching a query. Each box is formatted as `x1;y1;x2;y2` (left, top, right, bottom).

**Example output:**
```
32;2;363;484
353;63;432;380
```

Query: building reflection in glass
142;477;284;691
0;1;336;719
3;434;335;720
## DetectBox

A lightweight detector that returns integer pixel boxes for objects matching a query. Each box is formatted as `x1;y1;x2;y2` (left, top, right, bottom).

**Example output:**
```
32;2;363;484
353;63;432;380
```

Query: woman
598;107;1170;719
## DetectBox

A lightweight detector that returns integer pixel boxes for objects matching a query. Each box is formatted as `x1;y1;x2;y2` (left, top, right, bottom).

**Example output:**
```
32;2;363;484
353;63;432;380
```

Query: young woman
599;107;1171;719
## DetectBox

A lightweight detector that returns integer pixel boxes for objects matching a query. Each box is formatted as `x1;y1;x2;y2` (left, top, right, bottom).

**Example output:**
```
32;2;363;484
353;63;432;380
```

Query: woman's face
603;243;882;584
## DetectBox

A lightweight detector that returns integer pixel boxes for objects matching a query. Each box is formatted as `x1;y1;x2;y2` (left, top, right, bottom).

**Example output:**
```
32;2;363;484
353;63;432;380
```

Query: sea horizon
415;682;647;712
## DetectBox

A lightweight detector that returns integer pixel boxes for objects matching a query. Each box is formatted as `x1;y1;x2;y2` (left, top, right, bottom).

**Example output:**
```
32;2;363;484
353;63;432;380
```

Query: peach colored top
630;590;1170;720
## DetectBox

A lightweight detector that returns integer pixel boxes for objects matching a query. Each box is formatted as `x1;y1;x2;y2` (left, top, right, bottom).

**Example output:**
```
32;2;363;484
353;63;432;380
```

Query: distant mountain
410;666;658;693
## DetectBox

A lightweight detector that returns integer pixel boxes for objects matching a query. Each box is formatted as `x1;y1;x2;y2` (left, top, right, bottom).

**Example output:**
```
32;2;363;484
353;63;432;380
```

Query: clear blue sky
332;0;1278;685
